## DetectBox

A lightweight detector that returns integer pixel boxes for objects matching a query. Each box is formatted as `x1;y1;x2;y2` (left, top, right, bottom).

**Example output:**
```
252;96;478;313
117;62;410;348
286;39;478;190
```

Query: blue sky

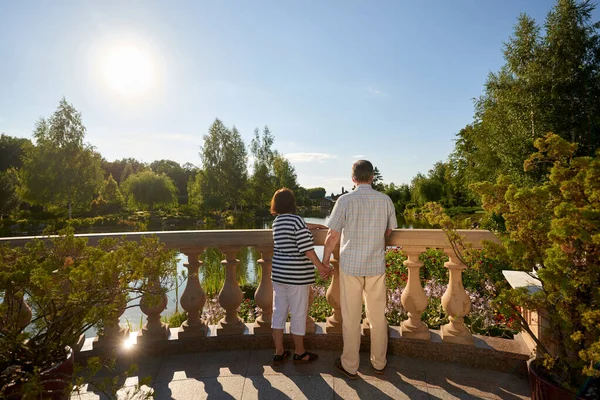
1;0;593;195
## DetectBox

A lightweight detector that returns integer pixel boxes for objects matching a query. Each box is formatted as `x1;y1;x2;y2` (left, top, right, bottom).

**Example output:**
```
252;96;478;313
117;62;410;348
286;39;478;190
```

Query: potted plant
0;229;176;399
427;133;599;399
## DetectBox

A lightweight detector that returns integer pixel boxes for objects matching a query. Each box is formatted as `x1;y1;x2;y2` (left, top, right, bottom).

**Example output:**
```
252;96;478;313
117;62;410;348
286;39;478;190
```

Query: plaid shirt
327;184;397;276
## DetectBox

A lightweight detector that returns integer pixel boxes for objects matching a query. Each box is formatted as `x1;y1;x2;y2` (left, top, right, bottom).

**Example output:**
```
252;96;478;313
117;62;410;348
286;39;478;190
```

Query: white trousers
272;282;309;336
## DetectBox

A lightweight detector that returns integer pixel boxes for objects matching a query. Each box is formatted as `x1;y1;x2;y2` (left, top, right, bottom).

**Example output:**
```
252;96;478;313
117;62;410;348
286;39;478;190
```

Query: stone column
253;247;273;334
440;256;474;345
305;286;316;334
178;250;208;339
138;278;169;343
400;250;430;340
326;248;343;334
216;246;245;336
93;299;129;350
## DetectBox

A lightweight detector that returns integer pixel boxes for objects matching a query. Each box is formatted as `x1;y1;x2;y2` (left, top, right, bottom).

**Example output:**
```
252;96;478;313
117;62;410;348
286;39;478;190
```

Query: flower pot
4;346;74;400
528;359;585;400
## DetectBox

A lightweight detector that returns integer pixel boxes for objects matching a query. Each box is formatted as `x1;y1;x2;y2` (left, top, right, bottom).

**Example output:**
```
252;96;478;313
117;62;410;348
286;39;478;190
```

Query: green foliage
460;133;599;389
0;168;21;218
161;311;188;328
308;295;332;322
150;159;191;203
101;158;148;185
384;183;412;213
196;119;248;211
372;167;385;191
272;155;298;190
0;230;176;397
239;298;258;323
454;0;600;186
19;98;104;218
122;170;178;214
246;126;299;210
307;187;326;200
0;134;32;172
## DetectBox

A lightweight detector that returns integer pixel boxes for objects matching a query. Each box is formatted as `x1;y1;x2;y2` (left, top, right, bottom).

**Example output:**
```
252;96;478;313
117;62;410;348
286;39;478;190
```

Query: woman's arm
305;249;332;279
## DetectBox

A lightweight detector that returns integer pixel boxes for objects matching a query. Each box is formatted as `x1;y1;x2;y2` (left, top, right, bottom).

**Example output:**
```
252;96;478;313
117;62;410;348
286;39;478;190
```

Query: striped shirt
327;184;397;276
272;213;316;285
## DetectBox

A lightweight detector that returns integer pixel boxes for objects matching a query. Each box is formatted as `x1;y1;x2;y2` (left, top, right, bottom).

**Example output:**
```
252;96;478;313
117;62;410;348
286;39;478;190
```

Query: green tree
19;98;103;218
384;183;412;213
250;126;277;168
0;134;32;172
150;159;189;202
194;119;248;211
247;163;275;210
372;167;385;191
121;170;178;215
454;0;600;186
307;187;326;200
468;133;600;390
247;126;278;209
272;155;298;190
0;168;20;219
101;158;148;184
410;173;443;205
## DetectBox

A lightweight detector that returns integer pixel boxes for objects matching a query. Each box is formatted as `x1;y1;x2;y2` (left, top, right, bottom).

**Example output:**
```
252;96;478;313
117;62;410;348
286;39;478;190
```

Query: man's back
328;184;397;276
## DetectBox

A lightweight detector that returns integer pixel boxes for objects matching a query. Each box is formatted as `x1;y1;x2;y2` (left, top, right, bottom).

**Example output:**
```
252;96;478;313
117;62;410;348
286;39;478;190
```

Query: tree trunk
68;198;72;219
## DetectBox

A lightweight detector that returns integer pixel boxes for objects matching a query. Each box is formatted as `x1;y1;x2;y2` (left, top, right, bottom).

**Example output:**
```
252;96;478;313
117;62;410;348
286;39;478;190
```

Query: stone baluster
400;250;430;340
305;286;316;334
216;246;245;335
325;247;343;334
440;255;474;345
361;317;371;336
93;297;129;350
253;247;273;334
138;277;169;343
178;250;208;339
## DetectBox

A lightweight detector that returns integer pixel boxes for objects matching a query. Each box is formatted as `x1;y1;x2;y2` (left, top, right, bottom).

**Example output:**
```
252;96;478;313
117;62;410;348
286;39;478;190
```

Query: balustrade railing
0;229;498;348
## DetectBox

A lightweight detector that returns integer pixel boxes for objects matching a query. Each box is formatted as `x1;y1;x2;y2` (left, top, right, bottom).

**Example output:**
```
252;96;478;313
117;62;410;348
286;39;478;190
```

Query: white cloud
367;86;388;97
352;154;366;159
285;152;337;163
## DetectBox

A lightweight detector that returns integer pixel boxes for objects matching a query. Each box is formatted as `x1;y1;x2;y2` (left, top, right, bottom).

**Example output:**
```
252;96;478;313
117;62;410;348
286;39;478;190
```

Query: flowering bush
382;245;516;338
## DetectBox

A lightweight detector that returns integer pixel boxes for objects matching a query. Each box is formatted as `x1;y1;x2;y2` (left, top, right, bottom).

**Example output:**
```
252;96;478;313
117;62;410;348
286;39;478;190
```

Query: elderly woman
269;187;331;365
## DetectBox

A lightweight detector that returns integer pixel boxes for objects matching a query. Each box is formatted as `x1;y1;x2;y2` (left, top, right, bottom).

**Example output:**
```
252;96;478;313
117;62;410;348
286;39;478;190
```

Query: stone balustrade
0;229;499;349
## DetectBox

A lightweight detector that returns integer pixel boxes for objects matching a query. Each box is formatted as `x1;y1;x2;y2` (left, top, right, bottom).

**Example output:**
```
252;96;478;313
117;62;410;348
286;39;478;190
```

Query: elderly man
322;160;397;379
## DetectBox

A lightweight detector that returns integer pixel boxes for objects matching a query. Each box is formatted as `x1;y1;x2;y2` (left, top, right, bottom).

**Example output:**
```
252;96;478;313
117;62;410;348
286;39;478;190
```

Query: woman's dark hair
270;188;296;215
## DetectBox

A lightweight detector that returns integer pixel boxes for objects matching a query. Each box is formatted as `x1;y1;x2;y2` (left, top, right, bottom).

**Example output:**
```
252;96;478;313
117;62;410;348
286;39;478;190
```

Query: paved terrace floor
71;348;531;400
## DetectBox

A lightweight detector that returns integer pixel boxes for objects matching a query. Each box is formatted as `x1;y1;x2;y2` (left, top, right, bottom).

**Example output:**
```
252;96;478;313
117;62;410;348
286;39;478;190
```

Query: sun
102;45;154;98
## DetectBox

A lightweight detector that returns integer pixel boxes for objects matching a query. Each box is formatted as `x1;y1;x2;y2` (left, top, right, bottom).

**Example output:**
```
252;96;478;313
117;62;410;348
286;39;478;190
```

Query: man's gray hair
352;160;374;183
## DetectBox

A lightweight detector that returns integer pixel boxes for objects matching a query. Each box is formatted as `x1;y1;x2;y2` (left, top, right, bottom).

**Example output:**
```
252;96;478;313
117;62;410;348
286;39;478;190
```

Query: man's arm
385;228;393;237
322;228;341;268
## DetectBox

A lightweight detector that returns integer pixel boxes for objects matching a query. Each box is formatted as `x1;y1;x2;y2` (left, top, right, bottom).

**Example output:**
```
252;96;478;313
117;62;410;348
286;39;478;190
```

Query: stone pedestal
400;251;430;340
440;258;473;346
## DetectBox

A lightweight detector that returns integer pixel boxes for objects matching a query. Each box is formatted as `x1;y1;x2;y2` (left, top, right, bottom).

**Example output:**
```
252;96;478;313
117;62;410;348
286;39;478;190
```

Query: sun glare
102;45;154;98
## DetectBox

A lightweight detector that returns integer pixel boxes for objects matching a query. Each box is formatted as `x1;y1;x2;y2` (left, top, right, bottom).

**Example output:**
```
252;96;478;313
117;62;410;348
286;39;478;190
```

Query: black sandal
273;350;291;366
293;351;318;364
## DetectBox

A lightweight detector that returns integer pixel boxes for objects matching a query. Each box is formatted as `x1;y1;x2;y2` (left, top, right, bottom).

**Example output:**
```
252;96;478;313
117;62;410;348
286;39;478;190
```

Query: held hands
317;261;333;280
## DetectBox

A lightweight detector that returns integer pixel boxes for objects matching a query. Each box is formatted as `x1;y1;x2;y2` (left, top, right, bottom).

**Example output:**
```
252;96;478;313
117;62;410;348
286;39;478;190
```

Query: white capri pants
272;282;310;336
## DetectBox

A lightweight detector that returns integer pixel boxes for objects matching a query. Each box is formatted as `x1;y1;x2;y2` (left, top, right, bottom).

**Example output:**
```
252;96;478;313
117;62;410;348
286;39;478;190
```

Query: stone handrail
0;229;499;347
